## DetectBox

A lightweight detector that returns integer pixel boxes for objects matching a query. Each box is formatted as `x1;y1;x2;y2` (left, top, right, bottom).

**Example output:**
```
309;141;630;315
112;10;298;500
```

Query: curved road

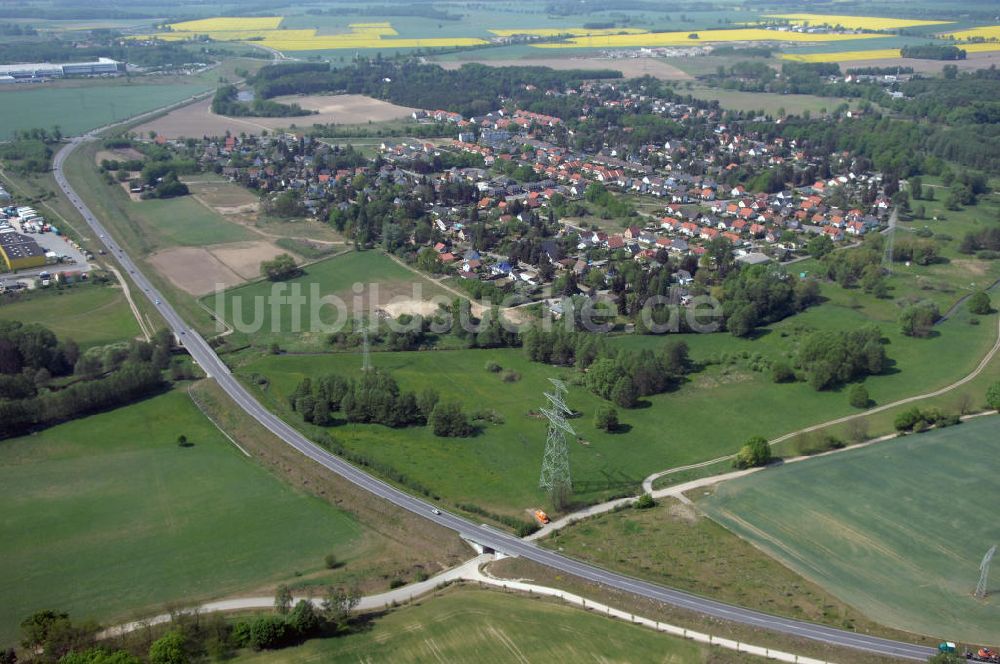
52;133;935;662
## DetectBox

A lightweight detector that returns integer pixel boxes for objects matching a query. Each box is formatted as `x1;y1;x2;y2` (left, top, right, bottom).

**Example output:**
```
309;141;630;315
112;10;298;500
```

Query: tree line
250;60;622;119
0;323;175;439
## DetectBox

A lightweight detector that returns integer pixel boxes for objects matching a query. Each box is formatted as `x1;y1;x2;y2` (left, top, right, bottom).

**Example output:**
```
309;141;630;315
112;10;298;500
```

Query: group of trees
0;129;58;173
0;323;178;438
899;301;941;338
723;263;821;337
289;370;473;436
211;84;314;119
796;326;887;391
900;44;966;60
260;254;301;281
523;327;692;408
894;406;959;432
817;235;890;295
583;182;637;219
734;435;772;469
959;227;1000;256
99;149;201;200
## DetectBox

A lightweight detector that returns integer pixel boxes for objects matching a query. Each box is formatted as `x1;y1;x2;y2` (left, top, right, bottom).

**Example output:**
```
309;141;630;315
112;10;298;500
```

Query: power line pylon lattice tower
975;544;996;599
882;208;897;275
360;320;372;372
539;379;574;493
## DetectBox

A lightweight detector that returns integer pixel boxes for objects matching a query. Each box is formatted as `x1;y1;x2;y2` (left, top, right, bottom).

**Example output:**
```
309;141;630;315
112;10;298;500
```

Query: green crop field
233;588;709;663
0;285;140;347
0;388;370;645
540;498;890;632
700;415;1000;644
0;83;210;140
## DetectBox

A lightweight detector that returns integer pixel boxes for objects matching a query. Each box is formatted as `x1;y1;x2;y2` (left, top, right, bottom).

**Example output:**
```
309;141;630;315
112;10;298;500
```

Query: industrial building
0;229;47;271
0;57;122;81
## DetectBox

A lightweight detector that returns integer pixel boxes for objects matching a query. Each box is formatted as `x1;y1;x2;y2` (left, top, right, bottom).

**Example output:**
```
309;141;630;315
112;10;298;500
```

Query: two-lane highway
52;133;935;662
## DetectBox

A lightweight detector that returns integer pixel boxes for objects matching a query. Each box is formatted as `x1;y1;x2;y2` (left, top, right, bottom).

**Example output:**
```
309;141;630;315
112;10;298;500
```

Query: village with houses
145;77;891;317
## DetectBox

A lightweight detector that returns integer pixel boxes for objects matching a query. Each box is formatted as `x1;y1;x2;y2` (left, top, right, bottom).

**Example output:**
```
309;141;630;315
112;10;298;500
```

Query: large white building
0;57;122;80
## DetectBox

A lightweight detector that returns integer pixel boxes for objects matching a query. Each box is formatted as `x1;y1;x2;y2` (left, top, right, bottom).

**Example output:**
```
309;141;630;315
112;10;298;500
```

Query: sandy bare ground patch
149;247;243;296
134;95;418;139
186;181;260;214
94;148;143;166
379;298;445;318
208;240;291;281
270;94;420;123
436;57;692;80
149;240;295;295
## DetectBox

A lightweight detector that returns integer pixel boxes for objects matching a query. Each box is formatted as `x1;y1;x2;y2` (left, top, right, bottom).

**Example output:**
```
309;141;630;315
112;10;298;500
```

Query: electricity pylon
976;544;996;599
360;319;372;372
539;379;574;495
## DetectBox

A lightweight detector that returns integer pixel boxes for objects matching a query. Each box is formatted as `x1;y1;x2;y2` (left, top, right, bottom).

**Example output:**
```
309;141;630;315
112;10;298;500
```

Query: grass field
209;250;451;350
237;288;997;518
234;588;710;663
700;415;1000;644
541;499;897;634
131;196;255;248
61;138;251;334
685;85;856;115
0;285;140;348
0;388;371;645
0;83;210;140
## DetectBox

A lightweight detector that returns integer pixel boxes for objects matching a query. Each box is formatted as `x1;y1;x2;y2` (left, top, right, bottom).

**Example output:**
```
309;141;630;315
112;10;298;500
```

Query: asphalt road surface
52;132;936;662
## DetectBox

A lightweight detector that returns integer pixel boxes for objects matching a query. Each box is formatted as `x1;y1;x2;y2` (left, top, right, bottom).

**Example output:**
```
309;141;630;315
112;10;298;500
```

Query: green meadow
0;388;368;644
238;285;996;517
0;285;140;348
233;588;708;663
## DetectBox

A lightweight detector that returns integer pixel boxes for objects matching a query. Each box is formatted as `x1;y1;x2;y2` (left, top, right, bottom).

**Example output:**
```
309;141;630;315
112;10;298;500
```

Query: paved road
52;134;936;662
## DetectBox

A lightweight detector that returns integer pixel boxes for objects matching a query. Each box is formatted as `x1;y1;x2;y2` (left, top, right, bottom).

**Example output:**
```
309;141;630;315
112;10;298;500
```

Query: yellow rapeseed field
781;39;1000;62
959;42;1000;52
490;27;648;37
535;28;885;49
258;35;486;51
938;25;1000;41
781;49;903;63
765;14;951;30
136;18;487;51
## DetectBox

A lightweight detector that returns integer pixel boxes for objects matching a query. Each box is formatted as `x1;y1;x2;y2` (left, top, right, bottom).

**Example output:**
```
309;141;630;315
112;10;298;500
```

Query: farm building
0;229;46;271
